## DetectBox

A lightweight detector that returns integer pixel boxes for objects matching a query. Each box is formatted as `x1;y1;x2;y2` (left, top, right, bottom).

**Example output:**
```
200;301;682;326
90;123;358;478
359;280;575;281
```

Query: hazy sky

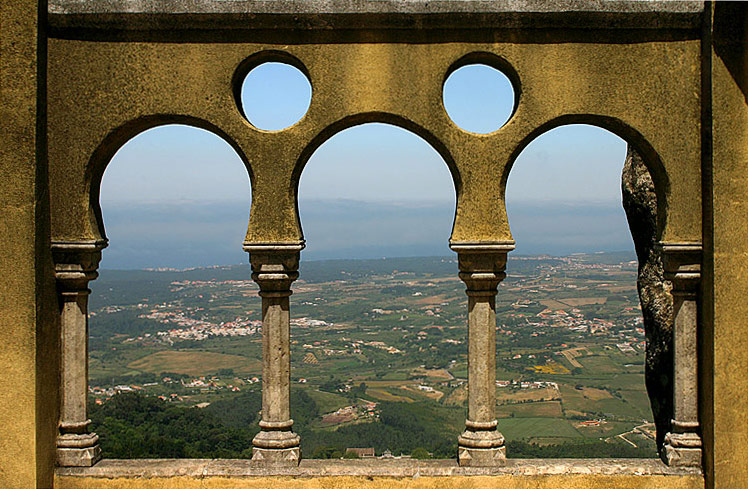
99;63;633;269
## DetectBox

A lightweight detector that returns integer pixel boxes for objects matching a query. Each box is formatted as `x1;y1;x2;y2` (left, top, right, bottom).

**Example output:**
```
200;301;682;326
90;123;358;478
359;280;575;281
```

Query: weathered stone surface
56;442;101;468
0;1;60;487
664;432;702;467
621;146;673;453
660;244;702;467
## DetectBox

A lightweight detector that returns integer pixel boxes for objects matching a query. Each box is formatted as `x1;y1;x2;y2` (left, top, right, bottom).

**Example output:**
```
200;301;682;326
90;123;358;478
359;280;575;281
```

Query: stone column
245;243;303;465
451;243;513;466
661;243;703;467
52;240;106;467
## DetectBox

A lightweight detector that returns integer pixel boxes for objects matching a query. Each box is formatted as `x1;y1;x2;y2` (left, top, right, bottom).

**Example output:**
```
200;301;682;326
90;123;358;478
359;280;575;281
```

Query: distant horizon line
99;197;626;207
98;250;637;272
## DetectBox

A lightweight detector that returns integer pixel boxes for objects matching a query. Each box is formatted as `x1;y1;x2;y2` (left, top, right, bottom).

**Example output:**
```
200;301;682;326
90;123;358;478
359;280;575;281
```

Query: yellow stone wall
0;1;59;488
702;3;748;489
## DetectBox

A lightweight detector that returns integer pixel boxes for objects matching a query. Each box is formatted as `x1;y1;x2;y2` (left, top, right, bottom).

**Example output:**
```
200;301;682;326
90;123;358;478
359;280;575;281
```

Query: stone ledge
49;1;705;15
56;458;702;478
48;0;703;32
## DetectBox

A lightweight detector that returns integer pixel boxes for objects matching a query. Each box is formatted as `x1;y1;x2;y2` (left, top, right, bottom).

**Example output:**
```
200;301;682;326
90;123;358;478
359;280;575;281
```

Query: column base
251;447;301;465
56;433;101;467
252;429;301;466
457;429;506;466
458;446;506;466
663;431;702;467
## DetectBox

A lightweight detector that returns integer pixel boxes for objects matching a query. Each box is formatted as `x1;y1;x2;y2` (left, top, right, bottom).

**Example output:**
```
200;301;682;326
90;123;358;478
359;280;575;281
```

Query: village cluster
89;374;263;405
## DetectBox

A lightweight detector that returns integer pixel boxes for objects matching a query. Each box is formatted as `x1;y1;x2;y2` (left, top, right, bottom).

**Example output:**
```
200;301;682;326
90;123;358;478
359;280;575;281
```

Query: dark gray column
52;240;106;467
451;243;513;466
245;243;302;465
661;243;703;467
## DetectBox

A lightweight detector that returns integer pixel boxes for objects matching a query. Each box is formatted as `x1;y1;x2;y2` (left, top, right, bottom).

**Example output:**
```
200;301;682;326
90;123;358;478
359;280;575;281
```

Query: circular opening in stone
443;64;516;134
240;62;312;131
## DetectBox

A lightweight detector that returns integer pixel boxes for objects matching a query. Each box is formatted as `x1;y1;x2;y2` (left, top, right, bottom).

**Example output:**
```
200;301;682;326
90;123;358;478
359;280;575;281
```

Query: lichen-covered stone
621;146;673;452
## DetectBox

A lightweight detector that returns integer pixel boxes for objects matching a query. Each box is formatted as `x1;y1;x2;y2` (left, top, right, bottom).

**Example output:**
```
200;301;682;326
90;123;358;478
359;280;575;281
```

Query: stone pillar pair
247;242;514;467
52;240;106;467
51;239;303;467
246;242;513;467
661;243;703;467
451;242;704;468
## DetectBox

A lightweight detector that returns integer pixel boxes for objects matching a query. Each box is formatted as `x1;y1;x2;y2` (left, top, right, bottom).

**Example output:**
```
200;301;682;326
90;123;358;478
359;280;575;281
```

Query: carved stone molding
52;240;108;290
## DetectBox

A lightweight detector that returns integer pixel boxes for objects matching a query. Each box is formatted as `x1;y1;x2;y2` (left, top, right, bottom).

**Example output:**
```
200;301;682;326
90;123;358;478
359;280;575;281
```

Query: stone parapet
55;457;703;478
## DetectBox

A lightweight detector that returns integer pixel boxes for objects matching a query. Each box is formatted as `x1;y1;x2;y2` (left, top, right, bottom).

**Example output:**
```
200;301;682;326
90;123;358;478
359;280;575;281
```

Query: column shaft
673;289;699;424
467;291;497;427
260;292;292;424
60;290;91;431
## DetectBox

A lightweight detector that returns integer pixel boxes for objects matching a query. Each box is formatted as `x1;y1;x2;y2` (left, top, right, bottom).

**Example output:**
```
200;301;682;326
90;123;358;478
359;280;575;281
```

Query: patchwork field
497;417;581;441
497;400;564;418
366;388;414;403
127;350;260;376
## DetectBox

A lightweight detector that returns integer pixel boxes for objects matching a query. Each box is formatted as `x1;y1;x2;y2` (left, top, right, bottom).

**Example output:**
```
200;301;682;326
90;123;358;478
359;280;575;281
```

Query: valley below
88;252;657;459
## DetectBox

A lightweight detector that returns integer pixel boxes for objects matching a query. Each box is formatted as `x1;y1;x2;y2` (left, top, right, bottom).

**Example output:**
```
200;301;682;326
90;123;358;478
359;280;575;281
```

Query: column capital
451;242;513;294
658;242;702;287
52;240;107;291
244;242;303;293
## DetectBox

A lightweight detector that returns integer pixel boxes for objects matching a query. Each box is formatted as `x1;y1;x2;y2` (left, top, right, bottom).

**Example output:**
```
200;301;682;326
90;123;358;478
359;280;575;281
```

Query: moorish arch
501;115;670;241
295;121;457;259
291;114;462;244
85;116;254;244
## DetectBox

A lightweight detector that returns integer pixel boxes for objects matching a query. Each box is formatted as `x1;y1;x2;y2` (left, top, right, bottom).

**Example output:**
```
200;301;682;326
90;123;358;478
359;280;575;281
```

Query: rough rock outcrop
621;146;673;452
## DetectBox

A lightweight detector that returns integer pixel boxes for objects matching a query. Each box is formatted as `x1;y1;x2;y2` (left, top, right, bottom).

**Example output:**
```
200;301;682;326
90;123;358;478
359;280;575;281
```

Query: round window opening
240;62;312;131
443;64;516;134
